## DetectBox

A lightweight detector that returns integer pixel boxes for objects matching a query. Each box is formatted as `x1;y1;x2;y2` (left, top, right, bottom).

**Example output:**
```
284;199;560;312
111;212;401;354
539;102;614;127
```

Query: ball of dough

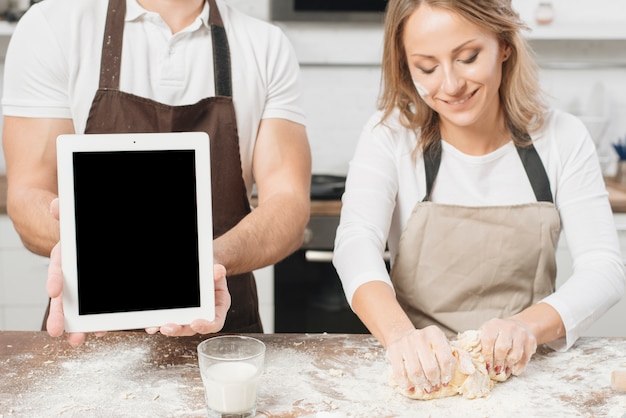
390;330;509;400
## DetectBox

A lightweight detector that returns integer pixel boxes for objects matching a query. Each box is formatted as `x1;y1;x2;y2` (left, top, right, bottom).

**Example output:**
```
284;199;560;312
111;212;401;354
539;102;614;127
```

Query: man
2;0;311;346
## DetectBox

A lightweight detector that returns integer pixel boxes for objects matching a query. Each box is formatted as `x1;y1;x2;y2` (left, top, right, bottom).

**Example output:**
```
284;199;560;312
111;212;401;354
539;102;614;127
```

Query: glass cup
197;335;266;418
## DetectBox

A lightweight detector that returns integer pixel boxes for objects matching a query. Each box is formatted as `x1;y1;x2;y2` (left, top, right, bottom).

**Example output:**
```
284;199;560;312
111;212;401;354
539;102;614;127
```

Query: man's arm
213;118;311;275
2;116;75;256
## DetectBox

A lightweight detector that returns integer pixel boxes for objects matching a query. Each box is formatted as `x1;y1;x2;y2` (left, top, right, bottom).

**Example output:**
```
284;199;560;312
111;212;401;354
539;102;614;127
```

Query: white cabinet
254;265;274;333
555;213;626;337
0;215;49;330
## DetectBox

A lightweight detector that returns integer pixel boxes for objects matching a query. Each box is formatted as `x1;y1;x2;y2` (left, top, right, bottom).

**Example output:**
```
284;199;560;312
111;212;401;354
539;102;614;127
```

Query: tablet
56;132;214;333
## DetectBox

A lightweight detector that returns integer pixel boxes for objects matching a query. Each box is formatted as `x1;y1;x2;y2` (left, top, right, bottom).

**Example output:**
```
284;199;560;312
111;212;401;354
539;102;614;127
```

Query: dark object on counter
613;136;626;160
310;174;346;200
2;0;42;22
294;0;387;12
272;0;386;23
3;10;26;22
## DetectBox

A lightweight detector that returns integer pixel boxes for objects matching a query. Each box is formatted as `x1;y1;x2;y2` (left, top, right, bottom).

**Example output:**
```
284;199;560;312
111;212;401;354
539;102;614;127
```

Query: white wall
225;0;270;20
2;1;623;177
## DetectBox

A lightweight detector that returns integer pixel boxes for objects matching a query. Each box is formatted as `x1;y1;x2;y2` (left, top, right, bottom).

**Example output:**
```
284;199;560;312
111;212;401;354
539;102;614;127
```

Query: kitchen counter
249;196;341;217
605;177;626;213
1;331;625;417
307;179;626;215
2;175;626;215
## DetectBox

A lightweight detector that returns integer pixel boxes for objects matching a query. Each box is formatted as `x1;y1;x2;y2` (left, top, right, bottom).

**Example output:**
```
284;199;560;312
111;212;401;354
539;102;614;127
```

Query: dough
390;330;510;400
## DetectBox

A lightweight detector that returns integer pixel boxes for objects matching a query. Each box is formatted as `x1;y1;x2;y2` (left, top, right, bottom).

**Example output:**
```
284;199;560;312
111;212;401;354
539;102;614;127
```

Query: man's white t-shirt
2;0;306;195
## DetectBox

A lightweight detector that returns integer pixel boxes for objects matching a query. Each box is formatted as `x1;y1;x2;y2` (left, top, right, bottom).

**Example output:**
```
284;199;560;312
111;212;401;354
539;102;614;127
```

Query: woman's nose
439;66;465;96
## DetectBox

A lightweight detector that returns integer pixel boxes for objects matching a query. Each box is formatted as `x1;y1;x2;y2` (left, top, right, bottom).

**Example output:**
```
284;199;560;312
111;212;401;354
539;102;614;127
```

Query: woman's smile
440;89;478;106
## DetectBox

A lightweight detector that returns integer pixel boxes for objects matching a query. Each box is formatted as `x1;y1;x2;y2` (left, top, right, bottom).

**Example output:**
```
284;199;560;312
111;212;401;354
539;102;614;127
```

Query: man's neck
136;0;206;33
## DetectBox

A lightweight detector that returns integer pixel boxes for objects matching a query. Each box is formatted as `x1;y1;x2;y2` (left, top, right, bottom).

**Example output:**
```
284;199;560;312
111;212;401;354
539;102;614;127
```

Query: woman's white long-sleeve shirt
333;108;625;351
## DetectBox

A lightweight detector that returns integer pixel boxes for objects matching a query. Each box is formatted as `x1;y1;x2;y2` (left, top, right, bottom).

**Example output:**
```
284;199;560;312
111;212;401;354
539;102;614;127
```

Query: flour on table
390;330;510;400
5;337;206;417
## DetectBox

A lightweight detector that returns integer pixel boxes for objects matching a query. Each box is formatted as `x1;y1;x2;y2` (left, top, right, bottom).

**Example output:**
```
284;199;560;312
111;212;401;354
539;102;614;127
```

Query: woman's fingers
386;326;455;394
480;318;537;378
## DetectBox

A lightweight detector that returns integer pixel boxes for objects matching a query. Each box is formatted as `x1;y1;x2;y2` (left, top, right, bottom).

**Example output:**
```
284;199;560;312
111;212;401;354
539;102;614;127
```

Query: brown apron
390;136;561;337
44;0;262;332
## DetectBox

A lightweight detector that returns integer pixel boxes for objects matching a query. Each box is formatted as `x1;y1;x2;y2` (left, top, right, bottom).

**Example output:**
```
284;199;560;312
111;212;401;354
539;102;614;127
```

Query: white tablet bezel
56;132;214;333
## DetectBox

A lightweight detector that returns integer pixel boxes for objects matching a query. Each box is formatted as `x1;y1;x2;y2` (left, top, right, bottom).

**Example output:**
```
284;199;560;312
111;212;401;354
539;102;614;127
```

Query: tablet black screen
72;150;201;315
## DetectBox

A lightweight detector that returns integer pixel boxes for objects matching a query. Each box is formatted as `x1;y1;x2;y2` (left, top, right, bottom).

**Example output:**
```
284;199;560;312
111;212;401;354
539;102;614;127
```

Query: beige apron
390;138;561;337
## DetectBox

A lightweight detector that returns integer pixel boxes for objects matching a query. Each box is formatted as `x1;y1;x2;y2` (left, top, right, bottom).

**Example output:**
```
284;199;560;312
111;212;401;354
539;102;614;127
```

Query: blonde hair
378;0;547;153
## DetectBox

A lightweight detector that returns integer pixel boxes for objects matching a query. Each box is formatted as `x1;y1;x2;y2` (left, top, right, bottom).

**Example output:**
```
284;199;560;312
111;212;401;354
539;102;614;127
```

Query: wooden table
1;332;625;417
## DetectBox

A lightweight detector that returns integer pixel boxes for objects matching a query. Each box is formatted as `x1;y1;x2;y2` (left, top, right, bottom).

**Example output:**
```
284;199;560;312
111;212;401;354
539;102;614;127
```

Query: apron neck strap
422;142;442;203
514;133;554;203
422;130;554;203
207;0;232;97
99;0;126;90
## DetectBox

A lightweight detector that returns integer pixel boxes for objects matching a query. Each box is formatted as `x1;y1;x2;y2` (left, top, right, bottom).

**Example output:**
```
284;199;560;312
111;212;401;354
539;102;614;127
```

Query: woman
333;0;625;397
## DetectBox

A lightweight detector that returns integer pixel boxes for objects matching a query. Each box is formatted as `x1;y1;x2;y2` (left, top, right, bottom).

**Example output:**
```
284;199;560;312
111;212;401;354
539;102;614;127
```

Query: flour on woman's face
413;80;430;98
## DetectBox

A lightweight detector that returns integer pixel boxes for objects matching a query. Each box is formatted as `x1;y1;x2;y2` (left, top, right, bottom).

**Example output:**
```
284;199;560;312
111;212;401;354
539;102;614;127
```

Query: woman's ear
502;45;512;62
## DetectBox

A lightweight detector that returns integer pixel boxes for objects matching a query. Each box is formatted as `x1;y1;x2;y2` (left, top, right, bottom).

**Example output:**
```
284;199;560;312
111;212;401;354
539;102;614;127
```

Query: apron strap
515;143;553;203
422;131;554;203
99;0;126;90
422;142;441;202
207;0;233;97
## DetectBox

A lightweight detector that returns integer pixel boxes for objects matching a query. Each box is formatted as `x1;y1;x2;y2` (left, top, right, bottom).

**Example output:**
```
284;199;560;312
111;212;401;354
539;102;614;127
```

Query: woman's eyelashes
414;50;480;74
418;66;436;75
461;51;479;64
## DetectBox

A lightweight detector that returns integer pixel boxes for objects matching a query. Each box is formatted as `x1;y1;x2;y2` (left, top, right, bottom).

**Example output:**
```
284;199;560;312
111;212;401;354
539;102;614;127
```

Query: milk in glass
202;361;259;413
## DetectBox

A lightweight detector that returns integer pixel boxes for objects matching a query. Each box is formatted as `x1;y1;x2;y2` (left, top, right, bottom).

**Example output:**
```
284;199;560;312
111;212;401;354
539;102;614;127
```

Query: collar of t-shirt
125;0;211;34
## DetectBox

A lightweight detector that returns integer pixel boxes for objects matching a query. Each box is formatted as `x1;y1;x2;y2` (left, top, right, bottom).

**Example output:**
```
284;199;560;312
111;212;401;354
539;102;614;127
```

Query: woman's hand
479;318;537;378
385;325;456;395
